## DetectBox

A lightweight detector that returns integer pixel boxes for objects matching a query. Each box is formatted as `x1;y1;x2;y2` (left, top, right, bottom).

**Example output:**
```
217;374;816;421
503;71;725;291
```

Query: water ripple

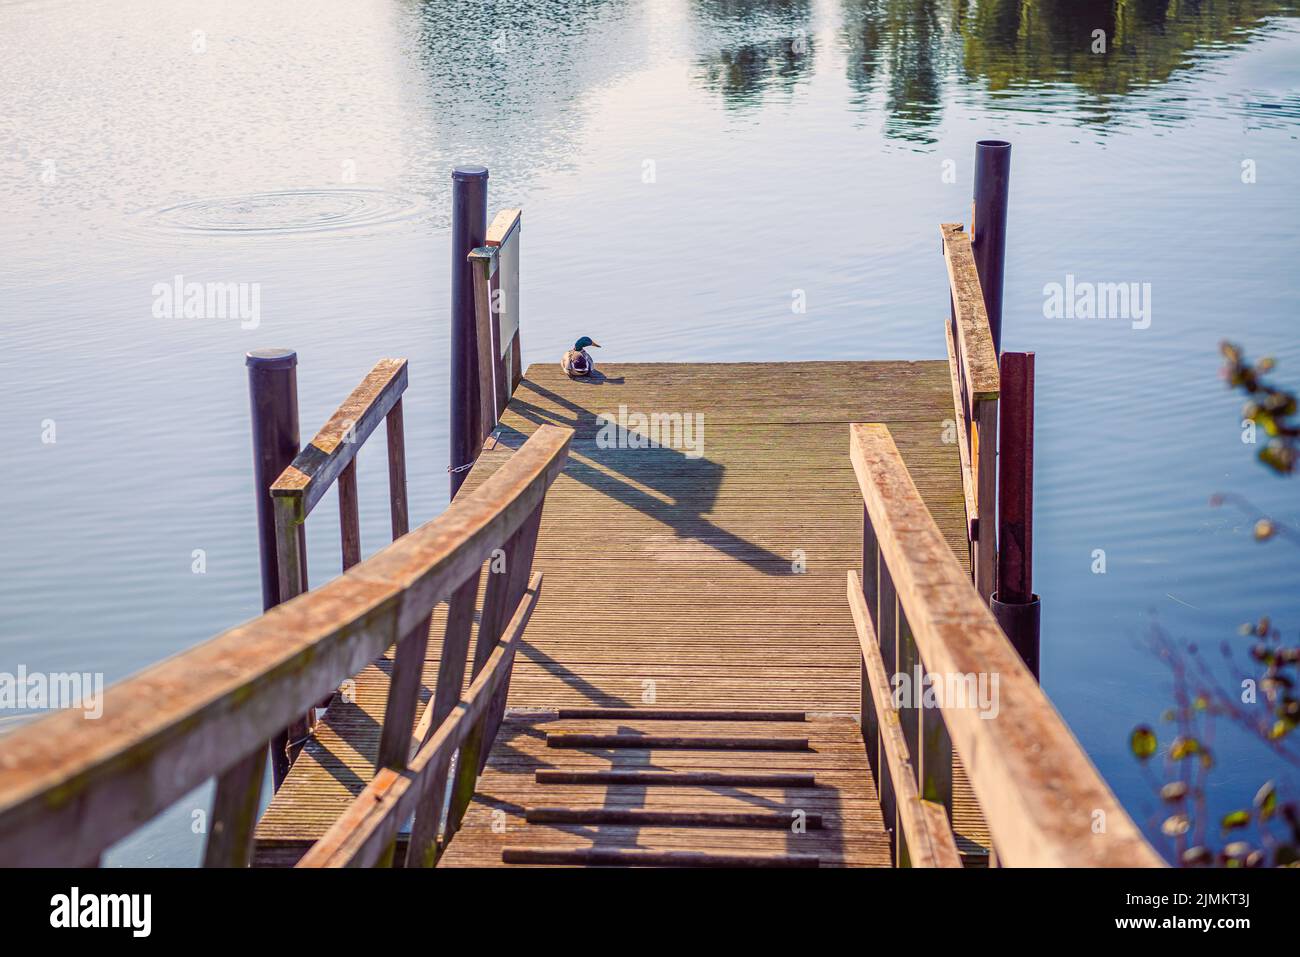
143;188;426;237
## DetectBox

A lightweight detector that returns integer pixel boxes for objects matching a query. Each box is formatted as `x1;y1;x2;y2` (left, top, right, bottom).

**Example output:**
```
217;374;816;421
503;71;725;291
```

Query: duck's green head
574;336;600;350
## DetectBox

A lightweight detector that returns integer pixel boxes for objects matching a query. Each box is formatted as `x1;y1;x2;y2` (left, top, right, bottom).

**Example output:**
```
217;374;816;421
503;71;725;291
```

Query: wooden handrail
468;247;502;443
940;223;999;600
940;224;998;404
0;424;573;867
486;207;521;248
271;357;408;518
848;571;962;868
299;572;543;868
943;319;979;539
468;209;524;434
850;423;1162;867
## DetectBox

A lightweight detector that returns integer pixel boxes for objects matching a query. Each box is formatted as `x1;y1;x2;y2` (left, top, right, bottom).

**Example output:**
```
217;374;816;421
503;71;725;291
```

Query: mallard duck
561;336;600;378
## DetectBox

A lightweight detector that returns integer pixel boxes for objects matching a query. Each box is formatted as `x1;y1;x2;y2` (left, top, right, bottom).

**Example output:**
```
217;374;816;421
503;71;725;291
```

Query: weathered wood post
972;140;1011;355
992;351;1039;678
245;348;303;790
449;165;489;498
246;348;302;611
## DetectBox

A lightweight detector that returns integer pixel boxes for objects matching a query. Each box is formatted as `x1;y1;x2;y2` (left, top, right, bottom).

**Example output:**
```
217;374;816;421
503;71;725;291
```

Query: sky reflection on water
2;0;1299;864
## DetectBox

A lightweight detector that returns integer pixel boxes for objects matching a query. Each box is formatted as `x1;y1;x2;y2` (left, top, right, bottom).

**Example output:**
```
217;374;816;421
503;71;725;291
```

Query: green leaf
1254;781;1278;821
1170;736;1201;760
1130;726;1158;761
1221;809;1251;831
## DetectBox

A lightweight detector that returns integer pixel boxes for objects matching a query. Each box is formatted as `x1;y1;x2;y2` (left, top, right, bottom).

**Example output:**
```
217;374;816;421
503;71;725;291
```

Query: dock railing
0;423;573;868
463;206;523;464
266;357;411;785
849;423;1162;867
940;222;1000;603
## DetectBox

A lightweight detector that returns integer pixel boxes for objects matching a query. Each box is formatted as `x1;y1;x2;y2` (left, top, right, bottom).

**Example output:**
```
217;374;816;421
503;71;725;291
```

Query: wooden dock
254;360;987;867
0;166;1165;870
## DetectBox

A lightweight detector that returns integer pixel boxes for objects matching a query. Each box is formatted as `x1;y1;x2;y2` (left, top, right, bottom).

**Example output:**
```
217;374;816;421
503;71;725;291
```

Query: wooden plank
487;208;521;396
443;712;888;868
546;734;810;751
918;799;963;868
501;847;820;868
553;708;805;722
0;427;571;867
847;571;961;869
271;358;408;518
534;770;816;787
524;808;824;829
485;208;522;248
850;424;1161;867
939;224;999;403
496;231;519;358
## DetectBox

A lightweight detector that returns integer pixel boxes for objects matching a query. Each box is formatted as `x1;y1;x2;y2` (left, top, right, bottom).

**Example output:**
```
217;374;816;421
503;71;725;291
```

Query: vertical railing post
972;396;998;605
338;459;362;570
212;348;301;861
468;248;500;445
919;677;953;823
877;562;899;862
859;508;880;762
972;140;1011;355
246;349;301;612
246;349;305;791
993;351;1040;679
272;494;310;787
895;600;919;869
386;398;410;540
450;165;489;498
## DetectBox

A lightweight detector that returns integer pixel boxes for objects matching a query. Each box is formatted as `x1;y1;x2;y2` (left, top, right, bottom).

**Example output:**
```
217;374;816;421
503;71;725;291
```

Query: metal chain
447;430;502;474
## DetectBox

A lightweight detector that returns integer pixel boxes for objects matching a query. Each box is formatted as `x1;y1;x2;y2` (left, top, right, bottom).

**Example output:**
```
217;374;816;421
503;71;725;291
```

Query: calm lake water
3;0;1299;865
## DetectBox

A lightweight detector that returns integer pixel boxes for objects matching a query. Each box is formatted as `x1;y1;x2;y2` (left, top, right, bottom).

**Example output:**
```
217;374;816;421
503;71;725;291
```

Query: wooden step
501;846;821;868
534;769;817;787
552;708;806;722
546;733;810;751
524;807;823;829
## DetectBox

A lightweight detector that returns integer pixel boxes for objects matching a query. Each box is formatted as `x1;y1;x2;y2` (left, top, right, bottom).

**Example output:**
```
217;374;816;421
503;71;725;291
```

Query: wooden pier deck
0;186;1167;872
254;360;989;866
